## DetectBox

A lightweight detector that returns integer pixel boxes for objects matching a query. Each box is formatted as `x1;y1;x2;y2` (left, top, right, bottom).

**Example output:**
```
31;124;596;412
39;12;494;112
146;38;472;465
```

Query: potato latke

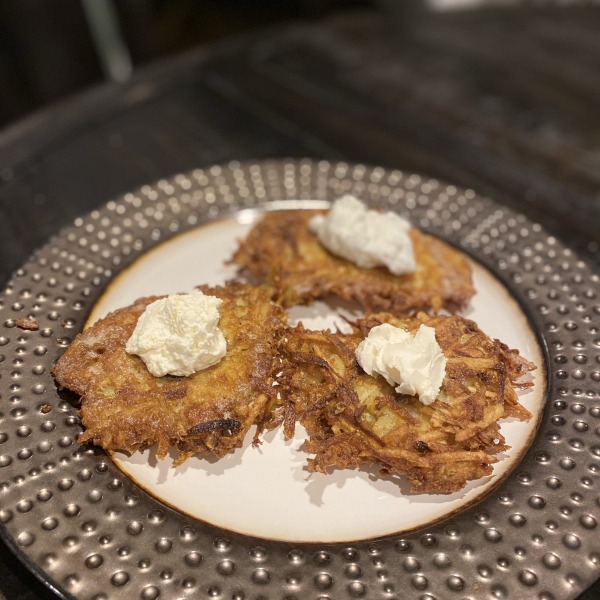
279;312;533;494
232;210;475;314
52;283;287;465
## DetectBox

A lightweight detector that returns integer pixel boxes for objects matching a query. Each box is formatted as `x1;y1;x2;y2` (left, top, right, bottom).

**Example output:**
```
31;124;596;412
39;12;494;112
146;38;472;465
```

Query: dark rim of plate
0;159;598;600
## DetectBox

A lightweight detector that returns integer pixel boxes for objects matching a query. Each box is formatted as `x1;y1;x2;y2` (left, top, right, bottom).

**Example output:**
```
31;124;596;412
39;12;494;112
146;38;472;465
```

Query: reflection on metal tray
0;160;598;599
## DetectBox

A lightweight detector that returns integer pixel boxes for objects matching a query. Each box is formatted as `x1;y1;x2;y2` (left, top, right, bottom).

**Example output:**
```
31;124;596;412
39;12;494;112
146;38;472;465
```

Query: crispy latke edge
278;312;545;495
52;283;289;465
230;209;476;315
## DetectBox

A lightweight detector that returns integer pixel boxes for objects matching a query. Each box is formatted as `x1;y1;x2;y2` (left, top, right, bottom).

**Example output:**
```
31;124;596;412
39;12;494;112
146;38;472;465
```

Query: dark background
0;0;389;130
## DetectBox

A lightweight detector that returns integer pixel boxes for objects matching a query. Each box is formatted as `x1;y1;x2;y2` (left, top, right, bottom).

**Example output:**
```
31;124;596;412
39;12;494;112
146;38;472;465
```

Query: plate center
88;207;545;543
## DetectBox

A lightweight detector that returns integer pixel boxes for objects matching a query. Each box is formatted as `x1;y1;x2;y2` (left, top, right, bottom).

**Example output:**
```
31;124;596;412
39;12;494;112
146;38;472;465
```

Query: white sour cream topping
308;195;416;275
356;323;447;405
126;291;227;377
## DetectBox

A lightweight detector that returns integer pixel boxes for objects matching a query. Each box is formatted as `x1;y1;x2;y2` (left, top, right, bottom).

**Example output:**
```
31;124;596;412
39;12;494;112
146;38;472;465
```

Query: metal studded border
0;159;598;600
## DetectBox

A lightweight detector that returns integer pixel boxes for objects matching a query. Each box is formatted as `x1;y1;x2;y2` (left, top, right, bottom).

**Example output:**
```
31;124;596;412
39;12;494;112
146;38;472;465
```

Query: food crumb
40;404;52;414
15;317;39;331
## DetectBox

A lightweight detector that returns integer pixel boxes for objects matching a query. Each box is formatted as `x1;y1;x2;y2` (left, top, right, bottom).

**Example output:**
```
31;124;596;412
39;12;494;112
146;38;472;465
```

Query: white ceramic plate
88;205;545;543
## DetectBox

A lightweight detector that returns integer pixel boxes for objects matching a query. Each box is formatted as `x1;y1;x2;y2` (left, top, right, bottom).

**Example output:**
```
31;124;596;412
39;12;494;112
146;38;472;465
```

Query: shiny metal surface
0;159;598;600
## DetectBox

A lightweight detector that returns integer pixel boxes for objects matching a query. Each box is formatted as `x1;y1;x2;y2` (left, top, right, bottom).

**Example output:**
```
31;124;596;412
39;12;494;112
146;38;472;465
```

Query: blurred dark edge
0;0;384;129
1;3;600;600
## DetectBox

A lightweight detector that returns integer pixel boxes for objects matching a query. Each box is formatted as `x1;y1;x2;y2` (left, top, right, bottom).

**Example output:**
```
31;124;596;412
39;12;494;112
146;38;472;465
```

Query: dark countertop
0;7;599;599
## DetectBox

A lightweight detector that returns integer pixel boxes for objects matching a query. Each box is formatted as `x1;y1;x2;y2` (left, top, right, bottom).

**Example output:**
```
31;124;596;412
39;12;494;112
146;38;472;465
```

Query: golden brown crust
52;282;288;465
279;312;534;494
231;210;475;314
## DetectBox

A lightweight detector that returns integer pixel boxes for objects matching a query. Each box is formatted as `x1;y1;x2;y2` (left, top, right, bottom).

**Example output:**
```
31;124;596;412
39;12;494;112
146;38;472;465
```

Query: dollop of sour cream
308;195;416;275
126;291;227;377
355;323;447;405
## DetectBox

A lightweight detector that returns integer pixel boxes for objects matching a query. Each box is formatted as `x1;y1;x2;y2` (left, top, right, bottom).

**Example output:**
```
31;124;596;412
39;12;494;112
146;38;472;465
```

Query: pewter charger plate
0;159;598;600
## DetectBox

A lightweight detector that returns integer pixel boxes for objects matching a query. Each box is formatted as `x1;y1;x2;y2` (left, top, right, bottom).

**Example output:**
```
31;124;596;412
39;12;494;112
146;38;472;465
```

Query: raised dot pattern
0;160;597;599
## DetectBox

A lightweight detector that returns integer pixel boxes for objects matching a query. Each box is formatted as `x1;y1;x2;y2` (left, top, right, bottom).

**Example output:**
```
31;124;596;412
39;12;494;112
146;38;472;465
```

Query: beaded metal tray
0;159;598;600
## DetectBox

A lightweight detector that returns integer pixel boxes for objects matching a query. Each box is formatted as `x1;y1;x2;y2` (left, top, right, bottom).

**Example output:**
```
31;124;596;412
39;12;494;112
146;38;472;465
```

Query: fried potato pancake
52;283;287;465
279;313;534;494
232;210;475;314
